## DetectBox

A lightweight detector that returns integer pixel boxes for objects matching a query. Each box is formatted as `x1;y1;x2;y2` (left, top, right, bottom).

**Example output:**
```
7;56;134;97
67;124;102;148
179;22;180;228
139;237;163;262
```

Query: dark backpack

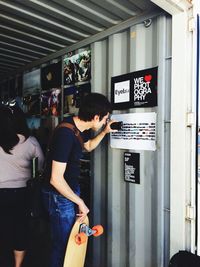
27;122;84;218
169;251;200;267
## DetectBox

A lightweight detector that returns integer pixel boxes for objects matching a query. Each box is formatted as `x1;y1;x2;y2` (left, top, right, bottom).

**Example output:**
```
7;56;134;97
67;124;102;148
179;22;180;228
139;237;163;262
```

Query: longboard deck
63;216;89;267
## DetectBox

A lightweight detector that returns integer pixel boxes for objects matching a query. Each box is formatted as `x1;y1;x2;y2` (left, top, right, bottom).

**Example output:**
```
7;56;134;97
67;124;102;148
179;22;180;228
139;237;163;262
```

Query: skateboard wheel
92;225;104;237
75;232;87;245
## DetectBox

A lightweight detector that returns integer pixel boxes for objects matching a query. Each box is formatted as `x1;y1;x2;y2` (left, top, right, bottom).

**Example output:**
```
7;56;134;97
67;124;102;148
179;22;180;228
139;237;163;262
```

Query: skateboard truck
79;223;96;237
75;223;104;245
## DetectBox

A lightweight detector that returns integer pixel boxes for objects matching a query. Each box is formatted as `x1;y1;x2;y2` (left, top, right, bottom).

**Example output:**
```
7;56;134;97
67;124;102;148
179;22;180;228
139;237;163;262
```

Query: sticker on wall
111;67;158;109
124;152;140;184
110;112;156;151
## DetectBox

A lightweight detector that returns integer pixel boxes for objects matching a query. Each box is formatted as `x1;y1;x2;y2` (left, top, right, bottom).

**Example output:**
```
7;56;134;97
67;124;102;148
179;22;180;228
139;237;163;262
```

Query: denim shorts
42;187;80;267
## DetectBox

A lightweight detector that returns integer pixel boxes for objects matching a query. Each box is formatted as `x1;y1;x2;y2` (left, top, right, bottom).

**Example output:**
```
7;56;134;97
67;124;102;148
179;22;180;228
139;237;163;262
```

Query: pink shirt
0;135;44;188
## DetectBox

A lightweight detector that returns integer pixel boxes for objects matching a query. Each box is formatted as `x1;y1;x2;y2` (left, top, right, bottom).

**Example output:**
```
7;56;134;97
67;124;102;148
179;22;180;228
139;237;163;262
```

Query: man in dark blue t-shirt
42;93;116;267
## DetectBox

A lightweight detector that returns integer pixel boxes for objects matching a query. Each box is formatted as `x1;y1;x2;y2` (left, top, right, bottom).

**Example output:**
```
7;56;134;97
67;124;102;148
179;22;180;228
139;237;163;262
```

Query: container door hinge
188;17;195;32
186;112;195;127
186;205;195;221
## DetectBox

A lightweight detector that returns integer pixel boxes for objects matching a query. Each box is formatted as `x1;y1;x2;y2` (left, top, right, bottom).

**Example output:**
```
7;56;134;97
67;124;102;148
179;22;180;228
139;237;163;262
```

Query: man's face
92;113;109;131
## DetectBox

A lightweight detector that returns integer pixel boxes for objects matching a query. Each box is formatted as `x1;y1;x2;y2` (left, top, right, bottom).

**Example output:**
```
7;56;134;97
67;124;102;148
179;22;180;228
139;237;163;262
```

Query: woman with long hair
0;105;44;267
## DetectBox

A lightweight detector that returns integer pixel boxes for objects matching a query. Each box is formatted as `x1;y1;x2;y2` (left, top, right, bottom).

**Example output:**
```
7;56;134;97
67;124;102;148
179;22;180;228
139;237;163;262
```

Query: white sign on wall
110;112;156;151
114;80;130;103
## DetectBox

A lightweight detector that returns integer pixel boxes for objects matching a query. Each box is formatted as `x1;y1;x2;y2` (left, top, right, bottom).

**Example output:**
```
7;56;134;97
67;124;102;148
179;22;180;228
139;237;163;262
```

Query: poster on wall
63;50;91;86
111;67;158;110
41;62;62;90
41;88;61;116
63;83;91;115
23;69;40;96
124;152;140;184
22;94;40;116
110;112;156;151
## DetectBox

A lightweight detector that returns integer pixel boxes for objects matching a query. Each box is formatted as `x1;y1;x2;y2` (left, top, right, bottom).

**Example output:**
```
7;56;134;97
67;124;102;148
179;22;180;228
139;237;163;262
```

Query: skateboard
63;216;103;267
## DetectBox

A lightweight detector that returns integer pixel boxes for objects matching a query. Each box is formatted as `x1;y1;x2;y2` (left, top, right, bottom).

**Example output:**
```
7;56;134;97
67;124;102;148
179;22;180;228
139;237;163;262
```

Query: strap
56;122;84;149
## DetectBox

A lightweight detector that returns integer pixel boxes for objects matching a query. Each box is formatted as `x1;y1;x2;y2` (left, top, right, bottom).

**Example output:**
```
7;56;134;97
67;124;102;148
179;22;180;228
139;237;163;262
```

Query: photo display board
110;112;157;151
124;152;140;184
111;67;158;109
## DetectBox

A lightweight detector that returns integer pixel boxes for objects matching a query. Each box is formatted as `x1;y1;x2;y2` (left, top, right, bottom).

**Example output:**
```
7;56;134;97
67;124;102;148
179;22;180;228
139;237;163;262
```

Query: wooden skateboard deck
63;216;103;267
63;216;89;267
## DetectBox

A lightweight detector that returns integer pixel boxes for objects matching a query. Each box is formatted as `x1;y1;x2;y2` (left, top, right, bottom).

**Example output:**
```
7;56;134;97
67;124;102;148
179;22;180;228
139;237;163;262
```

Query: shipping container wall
91;14;172;267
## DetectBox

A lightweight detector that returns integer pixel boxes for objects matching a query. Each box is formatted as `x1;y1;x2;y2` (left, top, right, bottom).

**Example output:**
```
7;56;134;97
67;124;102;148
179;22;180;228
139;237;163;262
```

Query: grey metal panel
0;58;25;66
91;13;172;267
0;26;64;50
22;0;106;32
53;0;122;26
0;41;47;56
0;8;163;81
0;0;89;38
129;0;156;9
0;0;159;79
90;0;141;20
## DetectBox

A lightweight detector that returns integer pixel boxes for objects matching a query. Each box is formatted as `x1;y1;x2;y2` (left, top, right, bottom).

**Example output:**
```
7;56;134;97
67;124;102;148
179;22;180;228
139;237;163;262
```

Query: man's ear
93;115;100;122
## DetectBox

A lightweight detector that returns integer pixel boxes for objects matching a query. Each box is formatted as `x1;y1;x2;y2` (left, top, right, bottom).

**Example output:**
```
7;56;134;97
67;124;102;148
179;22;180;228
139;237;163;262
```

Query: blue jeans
42;188;80;267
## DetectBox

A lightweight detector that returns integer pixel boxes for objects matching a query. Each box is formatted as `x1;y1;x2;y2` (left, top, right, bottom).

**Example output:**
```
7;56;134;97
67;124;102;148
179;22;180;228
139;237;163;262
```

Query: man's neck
73;116;92;132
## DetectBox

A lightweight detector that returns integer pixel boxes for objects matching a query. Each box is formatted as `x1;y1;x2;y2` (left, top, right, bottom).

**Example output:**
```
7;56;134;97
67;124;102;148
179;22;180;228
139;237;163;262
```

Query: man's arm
84;120;116;152
50;160;89;221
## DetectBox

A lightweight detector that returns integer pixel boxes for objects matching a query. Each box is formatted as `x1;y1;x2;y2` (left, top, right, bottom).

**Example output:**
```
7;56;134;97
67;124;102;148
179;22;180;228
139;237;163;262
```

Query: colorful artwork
41;88;61;116
63;50;91;85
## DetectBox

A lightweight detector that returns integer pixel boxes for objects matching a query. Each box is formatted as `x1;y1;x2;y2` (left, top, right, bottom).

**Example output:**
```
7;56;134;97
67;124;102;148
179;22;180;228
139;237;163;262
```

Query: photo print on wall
41;62;62;91
23;69;41;96
111;67;158;109
63;83;91;115
63;50;91;86
41;88;61;116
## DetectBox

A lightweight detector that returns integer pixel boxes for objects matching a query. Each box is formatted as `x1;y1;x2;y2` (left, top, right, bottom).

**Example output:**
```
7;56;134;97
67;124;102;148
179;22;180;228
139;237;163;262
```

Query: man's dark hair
78;93;112;121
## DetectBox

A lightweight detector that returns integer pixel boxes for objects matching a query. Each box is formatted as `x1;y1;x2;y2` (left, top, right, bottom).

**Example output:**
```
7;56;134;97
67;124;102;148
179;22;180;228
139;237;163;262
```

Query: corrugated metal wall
90;14;172;267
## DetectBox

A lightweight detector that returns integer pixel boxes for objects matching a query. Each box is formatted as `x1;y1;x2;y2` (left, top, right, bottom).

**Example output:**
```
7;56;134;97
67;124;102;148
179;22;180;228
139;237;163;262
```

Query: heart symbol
144;75;152;82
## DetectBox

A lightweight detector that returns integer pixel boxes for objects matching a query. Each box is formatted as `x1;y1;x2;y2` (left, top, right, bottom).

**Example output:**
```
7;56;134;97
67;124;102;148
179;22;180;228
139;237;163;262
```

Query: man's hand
76;199;89;222
103;119;118;134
